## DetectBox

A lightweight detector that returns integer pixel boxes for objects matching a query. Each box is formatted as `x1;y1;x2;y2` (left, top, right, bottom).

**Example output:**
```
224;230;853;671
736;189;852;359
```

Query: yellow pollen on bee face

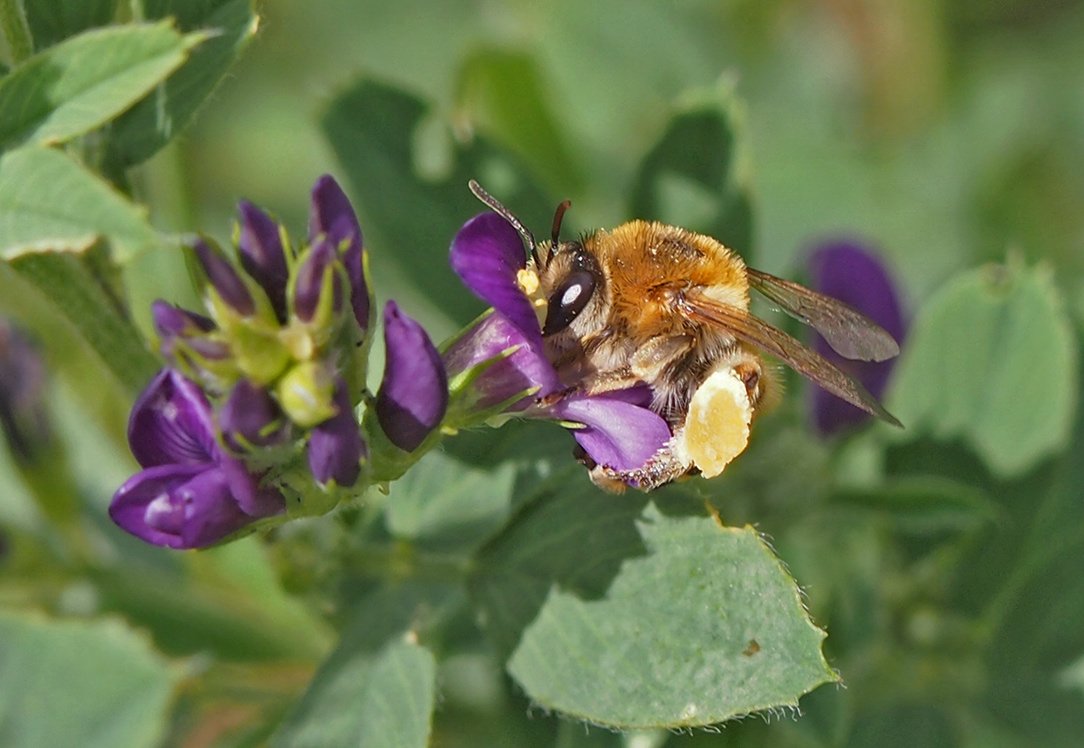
677;368;752;478
517;268;540;296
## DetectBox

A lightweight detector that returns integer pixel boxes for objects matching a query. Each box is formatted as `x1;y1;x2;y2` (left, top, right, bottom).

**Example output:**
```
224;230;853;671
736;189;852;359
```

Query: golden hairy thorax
585;221;750;339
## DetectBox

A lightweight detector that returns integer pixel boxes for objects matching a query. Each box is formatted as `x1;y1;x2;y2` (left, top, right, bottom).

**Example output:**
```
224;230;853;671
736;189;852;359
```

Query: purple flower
237;201;289;322
110;369;284;549
292;238;343;323
446;214;672;475
376;302;448;452
308;378;366;487
310;175;369;331
807;240;906;436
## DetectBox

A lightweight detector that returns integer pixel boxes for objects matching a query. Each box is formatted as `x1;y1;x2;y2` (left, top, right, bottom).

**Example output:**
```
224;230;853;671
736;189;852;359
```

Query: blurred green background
4;0;1084;746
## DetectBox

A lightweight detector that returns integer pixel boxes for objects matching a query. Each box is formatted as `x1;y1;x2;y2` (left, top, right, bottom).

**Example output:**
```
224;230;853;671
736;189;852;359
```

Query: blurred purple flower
0;319;51;463
807;240;906;436
446;214;672;475
110;369;284;549
310;175;369;331
376;302;448;452
308;378;366;487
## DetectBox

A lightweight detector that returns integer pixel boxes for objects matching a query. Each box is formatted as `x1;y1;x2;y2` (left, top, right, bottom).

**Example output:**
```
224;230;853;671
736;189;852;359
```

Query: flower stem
0;0;32;65
345;541;473;585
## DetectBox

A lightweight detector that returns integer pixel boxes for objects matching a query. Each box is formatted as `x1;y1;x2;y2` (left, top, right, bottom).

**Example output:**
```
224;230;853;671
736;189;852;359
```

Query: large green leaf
272;584;449;748
0;21;202;151
510;505;835;729
322;78;552;327
0;145;160;262
104;0;258;168
23;0;116;49
888;261;1077;477
0;612;176;748
629;83;755;260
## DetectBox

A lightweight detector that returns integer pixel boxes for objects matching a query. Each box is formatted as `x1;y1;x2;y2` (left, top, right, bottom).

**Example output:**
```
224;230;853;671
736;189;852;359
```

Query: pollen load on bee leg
675;368;753;478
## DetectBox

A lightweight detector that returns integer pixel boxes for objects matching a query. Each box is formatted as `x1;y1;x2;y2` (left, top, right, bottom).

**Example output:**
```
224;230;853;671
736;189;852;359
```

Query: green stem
0;0;32;65
344;541;474;585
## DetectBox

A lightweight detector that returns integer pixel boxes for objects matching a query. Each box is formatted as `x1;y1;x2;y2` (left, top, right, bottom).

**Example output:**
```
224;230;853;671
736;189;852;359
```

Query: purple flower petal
450;213;542;349
376;302;448;451
548;391;672;472
220;379;288;450
237;201;289;322
128;369;217;467
310;175;368;330
807;240;906;435
308;379;365;487
443;312;560;410
110;463;282;550
194;239;255;316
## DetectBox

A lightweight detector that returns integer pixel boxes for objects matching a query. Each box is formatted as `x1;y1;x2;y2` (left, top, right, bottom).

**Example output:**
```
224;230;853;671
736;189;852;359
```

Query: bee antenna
551;199;571;245
468;180;541;266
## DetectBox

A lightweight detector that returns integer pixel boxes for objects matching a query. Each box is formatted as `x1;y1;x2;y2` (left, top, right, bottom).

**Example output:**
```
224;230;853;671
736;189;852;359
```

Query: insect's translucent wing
746;267;900;362
678;292;902;427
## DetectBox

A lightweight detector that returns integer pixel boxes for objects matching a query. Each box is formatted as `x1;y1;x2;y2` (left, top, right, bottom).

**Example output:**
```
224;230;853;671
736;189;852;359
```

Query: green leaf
831;476;1000;535
9;251;159;393
0;21;203;151
272;584;448;748
888;261;1078;477
454;48;583;192
23;0;116;49
0;145;160;262
471;485;836;729
0;612;177;748
385;447;518;550
629;82;755;260
104;0;258;168
514;506;835;728
322;78;552;327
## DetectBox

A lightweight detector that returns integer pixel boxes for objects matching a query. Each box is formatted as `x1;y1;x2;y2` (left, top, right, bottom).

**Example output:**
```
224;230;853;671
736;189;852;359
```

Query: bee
468;180;901;492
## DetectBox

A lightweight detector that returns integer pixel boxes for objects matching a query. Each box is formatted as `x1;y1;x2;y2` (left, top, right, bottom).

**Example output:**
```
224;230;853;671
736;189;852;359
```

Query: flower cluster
110;177;906;550
111;177;446;548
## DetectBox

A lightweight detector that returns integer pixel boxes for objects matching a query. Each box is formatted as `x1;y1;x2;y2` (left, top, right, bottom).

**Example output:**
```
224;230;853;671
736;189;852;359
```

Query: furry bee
469;180;901;491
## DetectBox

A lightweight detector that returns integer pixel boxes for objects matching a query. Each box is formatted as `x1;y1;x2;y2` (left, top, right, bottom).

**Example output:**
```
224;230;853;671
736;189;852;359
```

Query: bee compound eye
542;270;596;335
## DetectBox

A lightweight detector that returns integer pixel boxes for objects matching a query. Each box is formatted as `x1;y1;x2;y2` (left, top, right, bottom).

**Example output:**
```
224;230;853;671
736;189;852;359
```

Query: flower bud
220;379;289;450
310;175;369;331
292;239;343;324
195;238;255;317
375;302;448;452
275;361;338;428
237;201;289;322
307;378;365;487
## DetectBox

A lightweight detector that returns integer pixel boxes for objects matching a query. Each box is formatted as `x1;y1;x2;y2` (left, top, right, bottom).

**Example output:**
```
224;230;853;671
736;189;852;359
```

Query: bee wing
678;292;903;427
746;267;900;362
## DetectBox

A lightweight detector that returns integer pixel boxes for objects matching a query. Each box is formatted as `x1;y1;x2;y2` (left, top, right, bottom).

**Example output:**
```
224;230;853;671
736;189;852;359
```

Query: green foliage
2;1;1084;747
0;612;176;747
889;260;1077;476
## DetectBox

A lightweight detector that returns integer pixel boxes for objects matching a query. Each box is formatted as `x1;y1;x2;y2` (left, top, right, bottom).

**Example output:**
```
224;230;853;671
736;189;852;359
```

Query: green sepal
361;408;445;484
